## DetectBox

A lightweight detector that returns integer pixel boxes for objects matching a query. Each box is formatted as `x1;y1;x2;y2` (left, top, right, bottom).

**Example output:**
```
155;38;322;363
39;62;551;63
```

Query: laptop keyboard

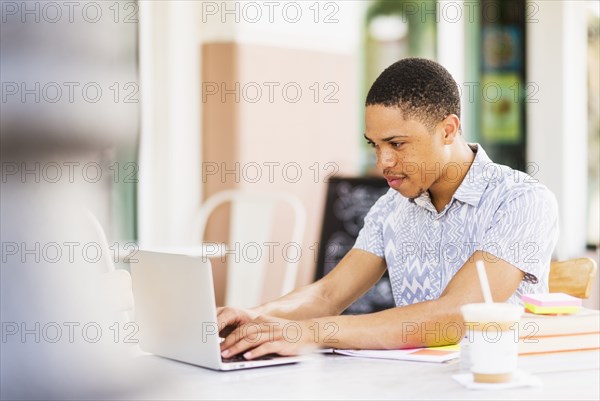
222;353;276;363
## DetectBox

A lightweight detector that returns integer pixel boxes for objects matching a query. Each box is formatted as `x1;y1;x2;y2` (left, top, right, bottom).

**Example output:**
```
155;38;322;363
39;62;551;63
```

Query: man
218;58;559;360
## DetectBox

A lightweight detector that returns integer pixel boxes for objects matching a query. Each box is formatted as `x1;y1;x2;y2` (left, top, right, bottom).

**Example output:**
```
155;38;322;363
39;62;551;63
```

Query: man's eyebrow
363;134;409;142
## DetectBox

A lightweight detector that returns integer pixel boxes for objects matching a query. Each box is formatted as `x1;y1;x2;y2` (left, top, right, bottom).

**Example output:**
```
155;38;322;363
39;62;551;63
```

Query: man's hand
216;306;257;339
219;315;319;360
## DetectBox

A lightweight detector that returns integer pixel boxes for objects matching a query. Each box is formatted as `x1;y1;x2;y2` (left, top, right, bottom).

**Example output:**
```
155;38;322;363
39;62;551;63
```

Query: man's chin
391;186;425;199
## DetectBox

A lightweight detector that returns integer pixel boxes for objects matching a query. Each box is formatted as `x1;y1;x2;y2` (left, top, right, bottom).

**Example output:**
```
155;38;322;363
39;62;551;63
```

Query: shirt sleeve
352;192;390;258
478;186;559;285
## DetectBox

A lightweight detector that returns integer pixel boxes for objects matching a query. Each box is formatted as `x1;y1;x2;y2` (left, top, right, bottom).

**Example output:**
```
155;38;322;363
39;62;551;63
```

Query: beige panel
202;43;238;306
202;42;360;306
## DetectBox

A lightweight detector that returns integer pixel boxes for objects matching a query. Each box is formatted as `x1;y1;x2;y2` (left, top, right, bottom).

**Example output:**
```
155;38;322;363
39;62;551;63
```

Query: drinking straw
475;260;493;303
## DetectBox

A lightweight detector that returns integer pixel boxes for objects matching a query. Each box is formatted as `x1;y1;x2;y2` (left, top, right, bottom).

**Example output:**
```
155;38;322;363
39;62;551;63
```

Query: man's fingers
243;341;278;360
219;325;235;338
217;307;253;334
220;334;258;358
220;323;268;357
217;308;244;336
219;321;254;352
219;325;241;351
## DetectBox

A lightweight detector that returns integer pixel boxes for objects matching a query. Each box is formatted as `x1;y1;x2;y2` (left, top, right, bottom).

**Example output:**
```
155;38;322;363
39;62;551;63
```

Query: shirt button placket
433;216;443;298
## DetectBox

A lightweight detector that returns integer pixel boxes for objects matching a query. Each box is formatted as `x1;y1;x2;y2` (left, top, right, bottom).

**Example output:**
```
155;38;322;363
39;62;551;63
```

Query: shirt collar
412;143;491;210
451;143;491;207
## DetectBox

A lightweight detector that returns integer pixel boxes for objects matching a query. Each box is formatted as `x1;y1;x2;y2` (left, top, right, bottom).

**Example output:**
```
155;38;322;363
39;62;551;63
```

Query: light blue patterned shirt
353;144;559;306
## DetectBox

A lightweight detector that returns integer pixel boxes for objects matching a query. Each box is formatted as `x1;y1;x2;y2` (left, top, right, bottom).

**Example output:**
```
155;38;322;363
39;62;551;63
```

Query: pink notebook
521;293;582;307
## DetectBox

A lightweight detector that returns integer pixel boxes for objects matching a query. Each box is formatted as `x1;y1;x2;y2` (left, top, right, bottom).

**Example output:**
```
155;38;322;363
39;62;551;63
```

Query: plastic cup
461;303;522;383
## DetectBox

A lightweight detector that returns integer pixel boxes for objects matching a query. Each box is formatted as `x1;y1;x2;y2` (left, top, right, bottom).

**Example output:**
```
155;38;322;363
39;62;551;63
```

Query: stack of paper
521;293;582;314
518;307;600;355
332;344;459;363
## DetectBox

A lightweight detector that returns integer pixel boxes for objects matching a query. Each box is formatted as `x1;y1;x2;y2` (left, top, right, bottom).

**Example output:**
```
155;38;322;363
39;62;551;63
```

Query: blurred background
1;0;599;398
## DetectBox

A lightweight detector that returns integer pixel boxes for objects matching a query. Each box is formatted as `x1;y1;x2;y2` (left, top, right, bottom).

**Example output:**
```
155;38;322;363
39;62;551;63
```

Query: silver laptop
130;250;304;371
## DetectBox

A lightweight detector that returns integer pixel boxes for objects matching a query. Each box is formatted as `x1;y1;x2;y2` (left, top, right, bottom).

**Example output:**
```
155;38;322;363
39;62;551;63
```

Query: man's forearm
306;297;464;350
250;280;343;321
250;250;386;321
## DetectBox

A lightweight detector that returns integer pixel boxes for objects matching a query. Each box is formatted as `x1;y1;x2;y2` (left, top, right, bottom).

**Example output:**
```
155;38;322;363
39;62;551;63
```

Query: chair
549;257;598;299
84;209;135;320
194;189;307;308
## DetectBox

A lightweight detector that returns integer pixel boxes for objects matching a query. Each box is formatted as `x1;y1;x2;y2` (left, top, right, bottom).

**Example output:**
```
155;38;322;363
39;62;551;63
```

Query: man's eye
390;142;404;149
367;142;376;148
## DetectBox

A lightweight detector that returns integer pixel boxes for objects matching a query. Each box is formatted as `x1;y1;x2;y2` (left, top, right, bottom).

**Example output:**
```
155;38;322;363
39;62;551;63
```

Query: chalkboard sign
315;177;395;314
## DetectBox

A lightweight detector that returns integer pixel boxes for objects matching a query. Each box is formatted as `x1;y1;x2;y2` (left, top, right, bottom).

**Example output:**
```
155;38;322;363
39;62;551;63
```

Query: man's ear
440;114;461;144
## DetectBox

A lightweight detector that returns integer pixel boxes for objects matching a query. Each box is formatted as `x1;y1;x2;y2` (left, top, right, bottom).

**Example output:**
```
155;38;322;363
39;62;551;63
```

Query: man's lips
384;175;407;186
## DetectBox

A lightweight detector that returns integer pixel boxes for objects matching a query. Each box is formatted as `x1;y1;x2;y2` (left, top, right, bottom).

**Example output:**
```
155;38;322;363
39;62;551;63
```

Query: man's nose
378;148;397;168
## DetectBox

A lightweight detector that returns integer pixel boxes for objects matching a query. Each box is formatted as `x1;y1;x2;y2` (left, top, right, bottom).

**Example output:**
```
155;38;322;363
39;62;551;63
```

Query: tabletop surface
121;349;600;400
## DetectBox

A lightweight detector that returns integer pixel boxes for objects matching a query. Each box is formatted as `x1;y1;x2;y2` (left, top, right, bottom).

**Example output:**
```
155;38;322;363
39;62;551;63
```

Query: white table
122;350;599;400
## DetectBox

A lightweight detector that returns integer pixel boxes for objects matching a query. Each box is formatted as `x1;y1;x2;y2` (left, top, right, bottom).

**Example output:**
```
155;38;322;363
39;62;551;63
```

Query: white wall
138;0;367;247
138;1;202;247
437;1;466;136
527;0;589;259
199;0;366;54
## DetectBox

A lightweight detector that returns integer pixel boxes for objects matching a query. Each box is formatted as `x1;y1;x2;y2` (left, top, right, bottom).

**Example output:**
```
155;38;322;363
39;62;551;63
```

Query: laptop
130;250;305;371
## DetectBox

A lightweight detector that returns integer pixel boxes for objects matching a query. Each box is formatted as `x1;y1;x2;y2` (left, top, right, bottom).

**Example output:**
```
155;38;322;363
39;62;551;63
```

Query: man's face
365;105;447;199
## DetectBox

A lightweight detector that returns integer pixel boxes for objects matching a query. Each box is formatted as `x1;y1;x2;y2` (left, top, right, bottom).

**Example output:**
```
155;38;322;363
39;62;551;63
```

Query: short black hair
366;58;460;128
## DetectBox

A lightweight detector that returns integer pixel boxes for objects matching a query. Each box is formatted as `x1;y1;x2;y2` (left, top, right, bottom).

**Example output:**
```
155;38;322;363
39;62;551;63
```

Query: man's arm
307;250;525;349
217;249;386;331
220;250;525;358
